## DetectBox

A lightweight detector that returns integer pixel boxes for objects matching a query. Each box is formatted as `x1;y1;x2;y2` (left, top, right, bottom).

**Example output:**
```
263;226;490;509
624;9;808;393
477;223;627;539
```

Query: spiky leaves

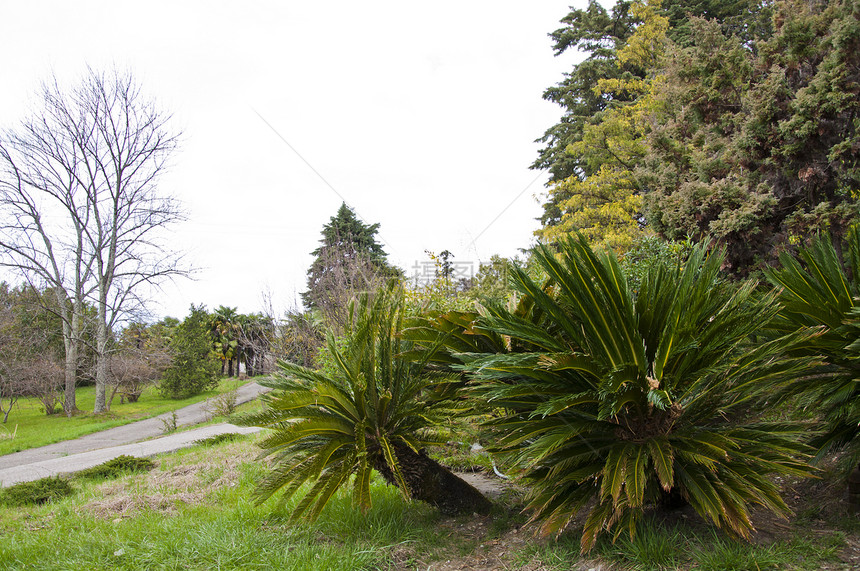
766;226;860;472
465;235;815;551
237;285;488;520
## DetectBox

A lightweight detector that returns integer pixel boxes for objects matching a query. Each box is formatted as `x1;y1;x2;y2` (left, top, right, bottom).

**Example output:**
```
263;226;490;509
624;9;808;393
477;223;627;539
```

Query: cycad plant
237;285;490;521
459;235;816;551
765;226;860;473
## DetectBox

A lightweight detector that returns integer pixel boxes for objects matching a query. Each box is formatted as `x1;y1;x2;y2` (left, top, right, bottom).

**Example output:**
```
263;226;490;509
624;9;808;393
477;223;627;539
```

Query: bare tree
0;68;186;414
20;358;64;416
107;343;171;408
0;285;64;421
235;313;274;377
0;88;97;414
0;297;28;423
306;242;392;333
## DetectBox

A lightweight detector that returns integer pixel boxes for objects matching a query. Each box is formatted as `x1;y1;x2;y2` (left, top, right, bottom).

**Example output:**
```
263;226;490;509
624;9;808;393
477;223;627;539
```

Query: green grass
0;436;456;571
0;377;259;456
596;522;688;570
1;433;856;570
512;516;850;571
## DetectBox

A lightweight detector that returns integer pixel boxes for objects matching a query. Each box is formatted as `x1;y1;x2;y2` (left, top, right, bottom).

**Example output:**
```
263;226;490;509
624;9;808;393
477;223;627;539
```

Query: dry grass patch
84;438;260;519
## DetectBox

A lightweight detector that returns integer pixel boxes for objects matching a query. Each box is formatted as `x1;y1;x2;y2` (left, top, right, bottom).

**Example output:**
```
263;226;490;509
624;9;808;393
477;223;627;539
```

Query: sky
0;1;587;321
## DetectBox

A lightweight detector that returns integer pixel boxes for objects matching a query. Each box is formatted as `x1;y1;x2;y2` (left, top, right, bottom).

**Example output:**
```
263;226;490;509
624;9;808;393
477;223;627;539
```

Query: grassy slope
0;436;458;571
0;377;255;456
1;435;857;570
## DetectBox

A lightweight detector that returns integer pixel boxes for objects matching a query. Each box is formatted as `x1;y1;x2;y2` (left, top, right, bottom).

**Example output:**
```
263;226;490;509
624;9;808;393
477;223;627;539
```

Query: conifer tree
302;203;401;330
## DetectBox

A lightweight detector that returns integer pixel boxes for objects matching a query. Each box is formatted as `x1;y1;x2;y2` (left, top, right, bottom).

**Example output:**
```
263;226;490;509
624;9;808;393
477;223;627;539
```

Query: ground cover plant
75;455;155;480
453;236;820;551
0;378;251;456
1;476;74;507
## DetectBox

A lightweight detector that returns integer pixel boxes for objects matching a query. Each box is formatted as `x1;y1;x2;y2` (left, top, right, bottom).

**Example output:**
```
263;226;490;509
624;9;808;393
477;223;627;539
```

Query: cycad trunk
373;443;493;516
848;463;860;513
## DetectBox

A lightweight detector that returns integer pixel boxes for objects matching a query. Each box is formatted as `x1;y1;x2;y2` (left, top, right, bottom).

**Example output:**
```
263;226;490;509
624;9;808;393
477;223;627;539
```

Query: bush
1;476;74;506
203;387;239;419
159;305;220;399
765;225;860;474
194;432;244;447
75;455;155;480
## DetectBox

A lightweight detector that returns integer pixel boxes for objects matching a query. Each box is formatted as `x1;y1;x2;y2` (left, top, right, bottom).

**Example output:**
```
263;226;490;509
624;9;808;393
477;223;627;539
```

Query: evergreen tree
158;305;220;399
533;0;772;238
532;0;638;228
644;0;860;272
302;203;401;330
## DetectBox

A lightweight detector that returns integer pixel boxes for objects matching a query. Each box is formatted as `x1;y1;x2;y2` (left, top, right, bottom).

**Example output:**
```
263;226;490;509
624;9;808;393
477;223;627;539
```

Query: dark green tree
644;0;860;272
302;203;401;330
159;305;220;399
533;0;773;234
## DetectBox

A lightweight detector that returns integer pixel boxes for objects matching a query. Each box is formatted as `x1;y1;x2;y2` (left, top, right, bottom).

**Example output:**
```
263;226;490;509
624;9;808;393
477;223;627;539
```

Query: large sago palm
459;236;816;552
765;226;860;474
238;285;491;521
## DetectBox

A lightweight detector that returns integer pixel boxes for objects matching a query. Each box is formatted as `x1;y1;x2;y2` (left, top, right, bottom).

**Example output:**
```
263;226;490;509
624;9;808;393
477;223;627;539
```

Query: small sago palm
765;226;860;473
460;236;816;552
237;286;490;521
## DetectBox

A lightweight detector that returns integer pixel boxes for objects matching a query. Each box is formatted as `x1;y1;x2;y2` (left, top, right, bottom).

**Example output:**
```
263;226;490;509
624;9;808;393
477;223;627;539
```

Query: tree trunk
62;331;79;416
93;302;109;414
58;291;80;417
373;443;492;516
848;463;860;514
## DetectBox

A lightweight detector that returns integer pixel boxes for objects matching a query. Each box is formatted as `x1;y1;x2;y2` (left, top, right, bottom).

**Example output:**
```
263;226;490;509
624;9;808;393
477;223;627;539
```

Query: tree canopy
533;0;858;270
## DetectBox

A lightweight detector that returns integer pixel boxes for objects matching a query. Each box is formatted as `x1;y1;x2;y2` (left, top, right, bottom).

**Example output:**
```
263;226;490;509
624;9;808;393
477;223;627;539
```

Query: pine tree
302;203;401;330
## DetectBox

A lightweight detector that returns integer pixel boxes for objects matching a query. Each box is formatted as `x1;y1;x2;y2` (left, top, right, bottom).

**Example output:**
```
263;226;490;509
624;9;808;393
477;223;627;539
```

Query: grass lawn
0;435;458;570
0;377;259;456
2;434;859;570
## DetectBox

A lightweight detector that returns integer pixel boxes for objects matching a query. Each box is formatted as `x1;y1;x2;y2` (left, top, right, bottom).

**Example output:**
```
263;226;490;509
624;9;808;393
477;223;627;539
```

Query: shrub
194;432;244;447
765;225;860;474
75;455;155;480
237;284;492;520
203;387;239;419
1;476;74;506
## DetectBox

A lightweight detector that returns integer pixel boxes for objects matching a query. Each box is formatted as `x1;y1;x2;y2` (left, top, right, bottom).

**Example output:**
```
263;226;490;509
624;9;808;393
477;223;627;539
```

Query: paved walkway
0;381;271;487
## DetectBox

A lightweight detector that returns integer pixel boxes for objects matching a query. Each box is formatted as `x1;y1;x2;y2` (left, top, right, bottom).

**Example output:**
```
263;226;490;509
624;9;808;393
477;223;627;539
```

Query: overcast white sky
0;1;587;321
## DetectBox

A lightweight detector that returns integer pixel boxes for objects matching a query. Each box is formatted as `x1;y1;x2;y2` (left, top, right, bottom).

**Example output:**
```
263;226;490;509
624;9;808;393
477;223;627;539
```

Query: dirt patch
83;441;255;518
87;491;202;517
389;516;608;571
384;472;611;571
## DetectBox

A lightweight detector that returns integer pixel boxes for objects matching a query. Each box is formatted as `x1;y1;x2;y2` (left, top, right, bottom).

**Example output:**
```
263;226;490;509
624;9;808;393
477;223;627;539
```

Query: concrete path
0;381;271;487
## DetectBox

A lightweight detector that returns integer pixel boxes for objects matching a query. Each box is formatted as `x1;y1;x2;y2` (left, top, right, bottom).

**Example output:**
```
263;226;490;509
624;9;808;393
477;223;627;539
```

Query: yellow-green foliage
538;0;669;251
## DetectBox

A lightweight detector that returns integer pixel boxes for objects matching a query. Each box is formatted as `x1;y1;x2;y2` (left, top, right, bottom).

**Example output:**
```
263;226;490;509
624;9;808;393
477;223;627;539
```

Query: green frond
647;437;675;492
379;435;409;500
